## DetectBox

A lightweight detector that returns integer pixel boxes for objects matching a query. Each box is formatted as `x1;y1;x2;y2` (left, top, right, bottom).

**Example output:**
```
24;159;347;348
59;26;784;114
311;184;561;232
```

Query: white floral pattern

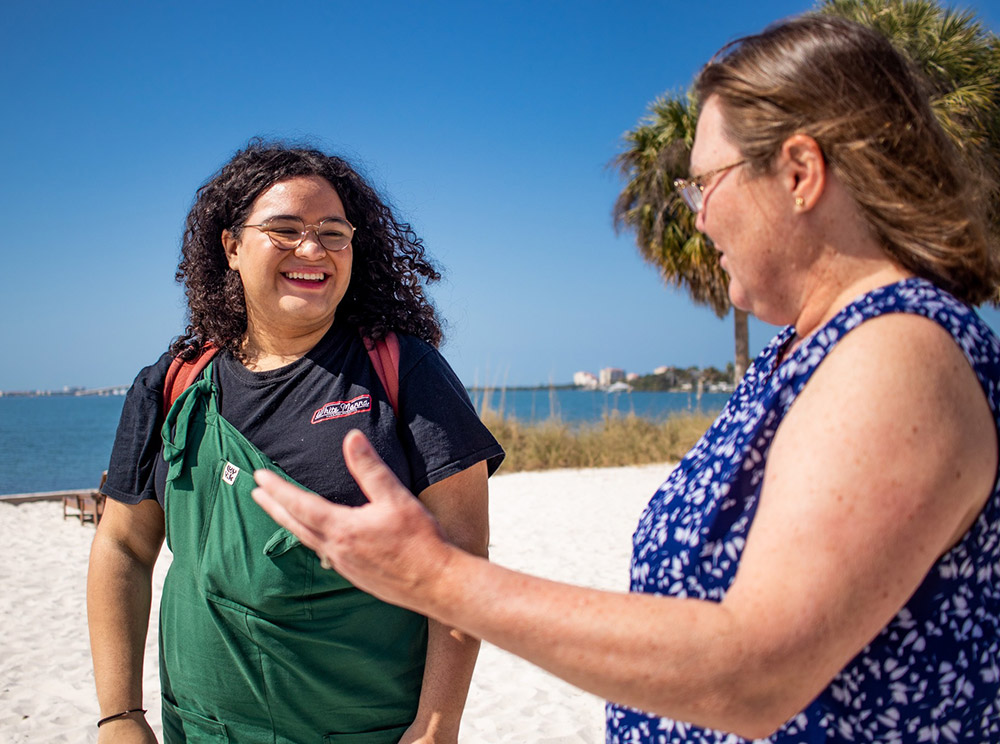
607;279;1000;743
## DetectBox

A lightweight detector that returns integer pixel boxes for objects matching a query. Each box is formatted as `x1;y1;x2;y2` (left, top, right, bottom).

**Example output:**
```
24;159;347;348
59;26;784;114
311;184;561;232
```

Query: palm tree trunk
733;308;750;384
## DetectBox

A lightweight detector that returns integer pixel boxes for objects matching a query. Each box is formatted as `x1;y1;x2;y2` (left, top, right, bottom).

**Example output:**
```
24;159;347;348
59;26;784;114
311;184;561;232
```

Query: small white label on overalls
222;462;240;485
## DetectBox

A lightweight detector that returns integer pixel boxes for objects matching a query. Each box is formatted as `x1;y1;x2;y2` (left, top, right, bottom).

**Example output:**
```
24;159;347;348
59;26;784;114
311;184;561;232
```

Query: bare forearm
252;442;777;733
409;619;481;741
407;463;489;740
87;533;156;715
420;548;782;736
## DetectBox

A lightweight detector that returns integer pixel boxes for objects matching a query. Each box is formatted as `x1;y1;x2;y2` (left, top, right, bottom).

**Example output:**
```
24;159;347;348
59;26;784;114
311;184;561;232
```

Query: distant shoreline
0;386;129;398
3;384;731;398
468;383;575;392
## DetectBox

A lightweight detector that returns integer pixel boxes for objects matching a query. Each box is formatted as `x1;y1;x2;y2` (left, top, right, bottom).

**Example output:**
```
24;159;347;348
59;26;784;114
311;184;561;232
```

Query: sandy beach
0;461;671;743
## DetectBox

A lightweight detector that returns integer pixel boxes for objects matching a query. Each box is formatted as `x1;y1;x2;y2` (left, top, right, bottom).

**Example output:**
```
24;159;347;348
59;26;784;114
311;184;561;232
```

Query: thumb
343;429;413;505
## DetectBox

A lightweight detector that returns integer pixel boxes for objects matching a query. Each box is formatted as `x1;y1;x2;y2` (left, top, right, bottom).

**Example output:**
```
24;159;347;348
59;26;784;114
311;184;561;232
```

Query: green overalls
158;368;427;743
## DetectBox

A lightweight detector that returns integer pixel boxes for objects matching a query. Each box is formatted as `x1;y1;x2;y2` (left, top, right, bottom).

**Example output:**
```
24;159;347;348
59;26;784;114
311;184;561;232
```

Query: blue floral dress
606;279;1000;743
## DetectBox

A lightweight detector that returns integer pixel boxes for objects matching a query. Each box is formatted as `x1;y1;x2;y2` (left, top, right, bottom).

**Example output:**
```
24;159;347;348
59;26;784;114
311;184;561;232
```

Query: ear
221;229;241;271
779;134;826;211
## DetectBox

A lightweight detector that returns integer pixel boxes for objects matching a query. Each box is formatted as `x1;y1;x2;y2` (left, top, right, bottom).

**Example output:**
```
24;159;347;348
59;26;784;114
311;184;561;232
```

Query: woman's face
223;175;353;341
690;96;806;325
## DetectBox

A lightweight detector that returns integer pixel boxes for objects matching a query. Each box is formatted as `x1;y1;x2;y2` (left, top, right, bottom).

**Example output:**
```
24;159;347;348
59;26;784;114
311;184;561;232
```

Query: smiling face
222;175;353;345
690;96;809;325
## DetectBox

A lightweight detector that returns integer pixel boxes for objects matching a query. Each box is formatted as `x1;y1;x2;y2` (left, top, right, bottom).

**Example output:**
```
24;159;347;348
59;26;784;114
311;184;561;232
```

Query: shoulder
848;279;1000;369
811;311;985;406
113;349;177;435
104;348;177;506
792;311;991;439
392;332;445;379
369;331;478;412
775;311;996;523
393;331;436;358
126;350;175;401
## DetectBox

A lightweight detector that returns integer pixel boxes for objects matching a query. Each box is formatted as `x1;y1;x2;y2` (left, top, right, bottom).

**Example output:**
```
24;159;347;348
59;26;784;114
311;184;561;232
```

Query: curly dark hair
171;139;442;360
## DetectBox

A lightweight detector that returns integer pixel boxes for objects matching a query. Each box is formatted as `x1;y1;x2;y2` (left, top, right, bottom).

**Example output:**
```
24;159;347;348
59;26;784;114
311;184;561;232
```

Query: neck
786;183;911;343
240;320;334;372
792;257;910;342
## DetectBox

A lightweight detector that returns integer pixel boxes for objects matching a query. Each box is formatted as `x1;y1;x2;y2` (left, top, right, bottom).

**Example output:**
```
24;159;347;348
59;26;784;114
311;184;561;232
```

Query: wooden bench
62;471;108;526
62;492;84;521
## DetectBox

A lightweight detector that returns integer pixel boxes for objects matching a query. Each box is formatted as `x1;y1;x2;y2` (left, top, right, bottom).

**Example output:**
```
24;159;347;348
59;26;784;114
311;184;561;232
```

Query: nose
694;207;707;234
295;229;327;259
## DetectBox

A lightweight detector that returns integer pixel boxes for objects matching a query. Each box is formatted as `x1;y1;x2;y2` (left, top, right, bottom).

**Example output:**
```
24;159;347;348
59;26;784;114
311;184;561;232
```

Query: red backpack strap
162;343;220;418
363;332;400;416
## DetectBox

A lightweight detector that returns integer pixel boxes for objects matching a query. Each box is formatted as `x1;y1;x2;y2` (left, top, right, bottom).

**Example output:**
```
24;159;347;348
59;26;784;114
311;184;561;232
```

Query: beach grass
480;408;714;473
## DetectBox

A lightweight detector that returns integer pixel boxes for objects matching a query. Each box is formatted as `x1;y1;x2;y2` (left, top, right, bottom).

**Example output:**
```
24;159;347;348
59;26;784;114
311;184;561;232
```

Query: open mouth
283;271;329;284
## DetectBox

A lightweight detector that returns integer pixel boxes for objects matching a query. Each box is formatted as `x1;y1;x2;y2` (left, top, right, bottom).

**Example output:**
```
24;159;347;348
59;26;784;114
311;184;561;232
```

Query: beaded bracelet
96;708;147;727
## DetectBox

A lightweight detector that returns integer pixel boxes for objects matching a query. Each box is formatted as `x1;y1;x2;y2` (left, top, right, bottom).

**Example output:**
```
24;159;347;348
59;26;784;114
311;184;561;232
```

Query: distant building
599;367;625;387
625;372;640;382
652;365;679;388
707;381;736;393
573;371;599;389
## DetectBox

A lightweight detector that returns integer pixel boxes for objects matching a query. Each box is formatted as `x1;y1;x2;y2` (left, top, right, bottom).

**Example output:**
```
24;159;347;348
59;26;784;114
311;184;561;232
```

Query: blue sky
2;0;998;391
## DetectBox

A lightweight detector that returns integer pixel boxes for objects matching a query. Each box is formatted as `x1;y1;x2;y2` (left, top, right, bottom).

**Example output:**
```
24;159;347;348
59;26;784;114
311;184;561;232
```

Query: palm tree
613;0;999;383
818;0;1000;241
612;93;752;382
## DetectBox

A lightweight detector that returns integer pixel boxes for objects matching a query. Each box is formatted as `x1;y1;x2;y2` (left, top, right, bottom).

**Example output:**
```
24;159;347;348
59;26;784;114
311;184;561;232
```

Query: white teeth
285;272;325;281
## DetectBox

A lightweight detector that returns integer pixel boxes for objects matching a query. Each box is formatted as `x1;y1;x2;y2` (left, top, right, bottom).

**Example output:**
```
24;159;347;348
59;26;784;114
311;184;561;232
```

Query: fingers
251;483;313;538
251;470;335;548
343;429;412;504
253;470;325;520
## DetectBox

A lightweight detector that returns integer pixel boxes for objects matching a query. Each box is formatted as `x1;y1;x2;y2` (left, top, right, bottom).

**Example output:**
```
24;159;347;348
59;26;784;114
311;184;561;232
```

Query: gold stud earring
795;196;805;208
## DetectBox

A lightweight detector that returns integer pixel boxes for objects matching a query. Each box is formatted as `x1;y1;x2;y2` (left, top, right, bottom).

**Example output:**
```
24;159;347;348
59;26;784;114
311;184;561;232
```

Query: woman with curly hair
88;141;504;743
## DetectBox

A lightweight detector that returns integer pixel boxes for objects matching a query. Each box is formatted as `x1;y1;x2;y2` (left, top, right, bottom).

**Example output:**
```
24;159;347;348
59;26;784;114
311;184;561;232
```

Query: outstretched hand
251;429;452;612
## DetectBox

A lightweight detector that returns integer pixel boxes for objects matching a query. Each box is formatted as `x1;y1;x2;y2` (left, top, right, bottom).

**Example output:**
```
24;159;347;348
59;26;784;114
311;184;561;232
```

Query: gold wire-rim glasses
673;159;748;213
241;217;356;252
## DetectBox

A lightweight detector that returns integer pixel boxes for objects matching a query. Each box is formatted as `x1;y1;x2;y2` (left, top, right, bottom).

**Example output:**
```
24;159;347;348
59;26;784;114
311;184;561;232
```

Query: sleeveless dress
606;279;1000;743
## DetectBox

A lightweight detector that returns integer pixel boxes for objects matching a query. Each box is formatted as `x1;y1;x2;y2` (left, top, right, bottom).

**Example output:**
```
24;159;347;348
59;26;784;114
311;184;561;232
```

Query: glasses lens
675;182;701;213
262;218;305;249
317;220;354;252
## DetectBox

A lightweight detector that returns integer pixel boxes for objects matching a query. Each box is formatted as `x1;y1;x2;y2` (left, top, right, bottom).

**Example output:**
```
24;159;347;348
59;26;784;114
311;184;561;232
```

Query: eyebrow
688;164;722;182
687;165;709;180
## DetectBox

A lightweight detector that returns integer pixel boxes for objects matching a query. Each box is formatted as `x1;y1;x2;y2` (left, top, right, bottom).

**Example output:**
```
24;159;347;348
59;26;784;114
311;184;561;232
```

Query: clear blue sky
2;0;998;391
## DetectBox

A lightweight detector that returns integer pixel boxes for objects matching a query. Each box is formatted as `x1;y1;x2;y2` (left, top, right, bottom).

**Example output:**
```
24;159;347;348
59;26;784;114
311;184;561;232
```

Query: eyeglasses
673;159;747;213
241;217;356;252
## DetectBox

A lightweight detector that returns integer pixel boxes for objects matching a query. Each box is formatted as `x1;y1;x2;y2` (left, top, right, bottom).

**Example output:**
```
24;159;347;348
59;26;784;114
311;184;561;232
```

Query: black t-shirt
103;323;504;507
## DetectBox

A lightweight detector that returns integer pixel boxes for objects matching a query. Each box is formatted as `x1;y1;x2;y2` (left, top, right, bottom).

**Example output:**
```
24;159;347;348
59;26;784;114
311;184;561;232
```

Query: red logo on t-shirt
311;395;373;424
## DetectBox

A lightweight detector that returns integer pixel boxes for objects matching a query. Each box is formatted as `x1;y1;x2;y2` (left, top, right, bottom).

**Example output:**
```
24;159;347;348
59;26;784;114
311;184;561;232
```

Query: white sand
0;462;671;743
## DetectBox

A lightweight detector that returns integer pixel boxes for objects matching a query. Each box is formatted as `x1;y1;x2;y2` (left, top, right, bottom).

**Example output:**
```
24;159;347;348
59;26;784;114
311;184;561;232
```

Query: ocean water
0;388;728;496
473;387;729;424
0;395;126;496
